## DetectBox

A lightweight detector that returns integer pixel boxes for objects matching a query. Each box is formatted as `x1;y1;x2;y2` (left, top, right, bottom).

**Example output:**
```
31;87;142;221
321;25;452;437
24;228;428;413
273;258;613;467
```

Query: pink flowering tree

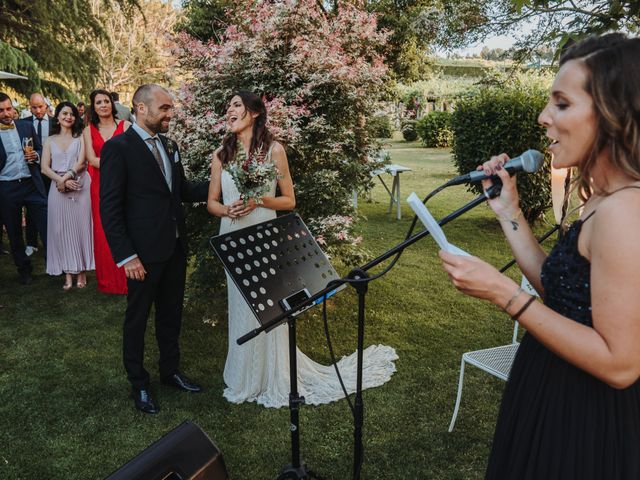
172;0;389;294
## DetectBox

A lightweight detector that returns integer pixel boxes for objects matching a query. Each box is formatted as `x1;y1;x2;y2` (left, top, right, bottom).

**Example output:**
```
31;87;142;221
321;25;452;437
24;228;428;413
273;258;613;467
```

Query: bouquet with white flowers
226;141;280;207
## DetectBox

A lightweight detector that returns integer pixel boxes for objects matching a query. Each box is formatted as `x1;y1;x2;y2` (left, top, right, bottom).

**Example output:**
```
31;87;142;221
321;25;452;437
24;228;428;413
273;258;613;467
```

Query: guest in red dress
83;89;131;294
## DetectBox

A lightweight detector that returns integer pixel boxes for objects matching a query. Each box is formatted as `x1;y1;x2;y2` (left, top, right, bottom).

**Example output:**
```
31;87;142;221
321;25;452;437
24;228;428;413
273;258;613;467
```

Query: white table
352;163;413;219
372;164;413;220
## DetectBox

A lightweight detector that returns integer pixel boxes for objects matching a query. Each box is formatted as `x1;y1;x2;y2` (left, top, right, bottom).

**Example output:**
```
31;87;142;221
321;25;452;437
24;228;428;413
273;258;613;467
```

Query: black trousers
0;178;47;275
25;207;40;247
123;241;187;390
25;177;50;246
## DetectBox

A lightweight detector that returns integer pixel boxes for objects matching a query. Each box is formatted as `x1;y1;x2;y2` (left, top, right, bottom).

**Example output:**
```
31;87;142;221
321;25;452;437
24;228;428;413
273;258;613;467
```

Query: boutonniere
164;138;177;157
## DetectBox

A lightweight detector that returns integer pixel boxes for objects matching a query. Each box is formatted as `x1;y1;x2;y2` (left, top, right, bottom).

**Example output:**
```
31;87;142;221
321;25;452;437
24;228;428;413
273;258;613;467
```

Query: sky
453;34;519;56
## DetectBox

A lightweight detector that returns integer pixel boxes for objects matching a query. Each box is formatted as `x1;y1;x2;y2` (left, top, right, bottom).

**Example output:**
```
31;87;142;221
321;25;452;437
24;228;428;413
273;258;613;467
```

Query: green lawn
0;139;555;479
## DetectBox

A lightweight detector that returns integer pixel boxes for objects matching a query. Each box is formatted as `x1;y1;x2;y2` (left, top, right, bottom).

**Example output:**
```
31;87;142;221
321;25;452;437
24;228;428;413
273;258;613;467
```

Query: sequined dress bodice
540;218;593;326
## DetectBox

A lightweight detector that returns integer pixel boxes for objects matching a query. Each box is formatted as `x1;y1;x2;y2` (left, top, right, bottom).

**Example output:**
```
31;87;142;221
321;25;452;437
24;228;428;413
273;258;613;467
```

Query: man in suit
76;102;86;125
23;92;54;255
111;92;134;123
101;84;208;414
0;92;47;284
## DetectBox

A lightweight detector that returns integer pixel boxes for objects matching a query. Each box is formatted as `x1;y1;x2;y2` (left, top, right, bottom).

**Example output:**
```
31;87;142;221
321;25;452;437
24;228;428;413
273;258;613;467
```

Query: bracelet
66;169;77;180
511;295;536;321
498;209;522;231
503;286;523;313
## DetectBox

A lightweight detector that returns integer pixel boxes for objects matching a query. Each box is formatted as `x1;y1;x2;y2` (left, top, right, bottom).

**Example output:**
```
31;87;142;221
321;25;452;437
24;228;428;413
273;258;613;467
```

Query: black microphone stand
239;188;498;480
238;189;496;343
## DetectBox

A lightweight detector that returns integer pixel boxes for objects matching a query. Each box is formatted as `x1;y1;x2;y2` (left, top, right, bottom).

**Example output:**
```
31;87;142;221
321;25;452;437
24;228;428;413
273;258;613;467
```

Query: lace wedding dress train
219;168;398;408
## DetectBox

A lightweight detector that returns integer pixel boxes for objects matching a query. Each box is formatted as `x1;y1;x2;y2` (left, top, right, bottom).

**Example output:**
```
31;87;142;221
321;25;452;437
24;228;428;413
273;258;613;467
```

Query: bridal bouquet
227;141;279;207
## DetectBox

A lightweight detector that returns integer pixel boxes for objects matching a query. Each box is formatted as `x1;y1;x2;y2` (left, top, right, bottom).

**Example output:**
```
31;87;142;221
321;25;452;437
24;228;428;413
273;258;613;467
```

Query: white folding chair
448;276;537;432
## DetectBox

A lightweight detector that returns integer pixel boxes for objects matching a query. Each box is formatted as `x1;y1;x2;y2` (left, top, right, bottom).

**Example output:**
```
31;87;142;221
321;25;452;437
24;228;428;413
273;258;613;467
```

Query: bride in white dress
208;91;398;408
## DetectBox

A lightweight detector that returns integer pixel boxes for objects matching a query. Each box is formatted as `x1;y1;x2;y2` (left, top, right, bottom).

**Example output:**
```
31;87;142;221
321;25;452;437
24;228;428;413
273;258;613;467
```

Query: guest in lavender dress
41;102;94;289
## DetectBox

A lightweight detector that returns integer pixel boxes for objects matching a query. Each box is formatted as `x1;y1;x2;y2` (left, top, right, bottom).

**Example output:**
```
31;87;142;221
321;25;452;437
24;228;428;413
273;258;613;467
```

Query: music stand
210;213;345;480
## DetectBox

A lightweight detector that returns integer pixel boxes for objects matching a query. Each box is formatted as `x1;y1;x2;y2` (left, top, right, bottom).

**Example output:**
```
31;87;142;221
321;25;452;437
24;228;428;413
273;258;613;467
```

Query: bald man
25;94;53;145
23;93;53;253
100;84;209;413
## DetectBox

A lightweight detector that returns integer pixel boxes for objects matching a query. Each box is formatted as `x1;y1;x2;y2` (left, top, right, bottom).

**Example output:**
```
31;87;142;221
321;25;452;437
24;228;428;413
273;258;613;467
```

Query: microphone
446;149;544;186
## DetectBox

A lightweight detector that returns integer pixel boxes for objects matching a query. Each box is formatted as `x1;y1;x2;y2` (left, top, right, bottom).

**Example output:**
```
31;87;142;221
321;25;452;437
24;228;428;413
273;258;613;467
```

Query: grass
0;138;556;479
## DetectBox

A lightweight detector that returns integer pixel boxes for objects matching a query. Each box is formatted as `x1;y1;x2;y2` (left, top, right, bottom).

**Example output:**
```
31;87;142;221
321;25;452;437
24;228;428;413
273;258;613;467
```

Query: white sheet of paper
407;192;471;256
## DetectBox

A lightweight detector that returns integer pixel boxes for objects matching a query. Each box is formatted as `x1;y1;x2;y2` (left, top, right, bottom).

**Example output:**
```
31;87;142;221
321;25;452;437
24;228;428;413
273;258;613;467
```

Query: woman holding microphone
440;34;640;479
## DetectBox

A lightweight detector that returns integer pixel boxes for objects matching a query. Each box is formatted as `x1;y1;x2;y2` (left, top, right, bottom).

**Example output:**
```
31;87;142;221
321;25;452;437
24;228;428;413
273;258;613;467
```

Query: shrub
397;76;478;106
416;110;453;147
401;119;418;142
295;169;356;221
306;215;370;267
451;73;553;223
172;0;389;302
367;114;393;139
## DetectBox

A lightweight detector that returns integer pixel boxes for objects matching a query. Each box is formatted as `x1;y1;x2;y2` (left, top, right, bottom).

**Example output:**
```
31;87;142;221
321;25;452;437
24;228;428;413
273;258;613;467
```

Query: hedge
368;114;393;139
401;119;418;142
451;78;552;222
416;111;453;148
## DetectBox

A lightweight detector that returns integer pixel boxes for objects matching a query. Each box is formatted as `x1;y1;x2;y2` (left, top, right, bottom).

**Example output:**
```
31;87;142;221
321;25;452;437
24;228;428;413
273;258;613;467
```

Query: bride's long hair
219;91;273;165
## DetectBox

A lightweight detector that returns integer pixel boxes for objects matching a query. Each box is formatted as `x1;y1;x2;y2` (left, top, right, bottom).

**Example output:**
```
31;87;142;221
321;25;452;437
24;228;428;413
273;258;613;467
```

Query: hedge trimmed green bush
368;114;393;139
401;119;418;141
416;111;453;148
451;76;552;223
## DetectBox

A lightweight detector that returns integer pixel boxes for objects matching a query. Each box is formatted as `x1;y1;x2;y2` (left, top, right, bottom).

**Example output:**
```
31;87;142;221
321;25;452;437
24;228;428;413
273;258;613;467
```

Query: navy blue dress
485;215;640;479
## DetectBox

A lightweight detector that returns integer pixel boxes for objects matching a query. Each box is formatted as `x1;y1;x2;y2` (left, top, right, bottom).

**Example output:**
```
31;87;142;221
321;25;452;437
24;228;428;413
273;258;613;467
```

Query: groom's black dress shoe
161;372;203;393
130;389;159;414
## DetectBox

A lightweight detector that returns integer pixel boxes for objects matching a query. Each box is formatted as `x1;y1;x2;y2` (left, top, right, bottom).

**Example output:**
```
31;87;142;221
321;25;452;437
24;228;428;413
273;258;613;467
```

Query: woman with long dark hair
83;89;131;294
440;34;640;478
41;102;94;289
207;91;397;407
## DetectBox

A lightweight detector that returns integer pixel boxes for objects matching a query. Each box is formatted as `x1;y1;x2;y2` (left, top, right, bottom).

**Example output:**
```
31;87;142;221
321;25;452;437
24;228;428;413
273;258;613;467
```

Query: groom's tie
146;137;177;237
145;137;167;179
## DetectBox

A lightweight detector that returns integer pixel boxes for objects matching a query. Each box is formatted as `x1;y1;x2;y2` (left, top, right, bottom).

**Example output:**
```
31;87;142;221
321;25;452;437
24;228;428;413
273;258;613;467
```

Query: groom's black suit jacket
100;127;208;266
100;126;208;388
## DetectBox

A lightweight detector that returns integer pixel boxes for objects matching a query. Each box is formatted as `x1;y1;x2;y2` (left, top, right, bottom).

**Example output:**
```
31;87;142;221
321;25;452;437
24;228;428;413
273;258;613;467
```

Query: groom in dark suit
100;84;209;414
0;92;47;285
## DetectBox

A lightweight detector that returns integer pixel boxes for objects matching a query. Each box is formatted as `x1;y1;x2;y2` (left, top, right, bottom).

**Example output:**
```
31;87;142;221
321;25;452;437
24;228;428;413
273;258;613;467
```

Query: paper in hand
406;192;471;256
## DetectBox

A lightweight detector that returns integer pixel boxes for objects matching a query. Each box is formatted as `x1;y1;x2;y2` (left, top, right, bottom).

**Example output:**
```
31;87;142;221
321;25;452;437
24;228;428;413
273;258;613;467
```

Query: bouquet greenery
226;141;279;206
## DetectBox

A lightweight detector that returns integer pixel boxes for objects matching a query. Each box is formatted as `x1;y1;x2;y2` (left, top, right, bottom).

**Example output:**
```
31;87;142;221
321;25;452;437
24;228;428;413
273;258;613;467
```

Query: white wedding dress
219;166;398;408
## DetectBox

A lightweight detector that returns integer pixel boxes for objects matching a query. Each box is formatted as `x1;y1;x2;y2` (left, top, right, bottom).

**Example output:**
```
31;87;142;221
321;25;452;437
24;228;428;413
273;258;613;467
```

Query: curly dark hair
88;89;119;126
218;91;273;165
50;101;84;137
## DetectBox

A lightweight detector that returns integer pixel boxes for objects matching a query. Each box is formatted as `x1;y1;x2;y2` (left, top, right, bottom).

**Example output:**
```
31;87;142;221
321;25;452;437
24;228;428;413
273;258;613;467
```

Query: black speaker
106;421;229;480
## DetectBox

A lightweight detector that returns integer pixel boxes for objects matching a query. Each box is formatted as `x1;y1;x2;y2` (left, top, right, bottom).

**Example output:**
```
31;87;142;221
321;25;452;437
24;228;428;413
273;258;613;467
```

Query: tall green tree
457;1;640;62
89;0;178;95
364;0;497;80
175;0;236;42
177;0;497;82
521;0;640;55
0;0;139;99
178;0;640;80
